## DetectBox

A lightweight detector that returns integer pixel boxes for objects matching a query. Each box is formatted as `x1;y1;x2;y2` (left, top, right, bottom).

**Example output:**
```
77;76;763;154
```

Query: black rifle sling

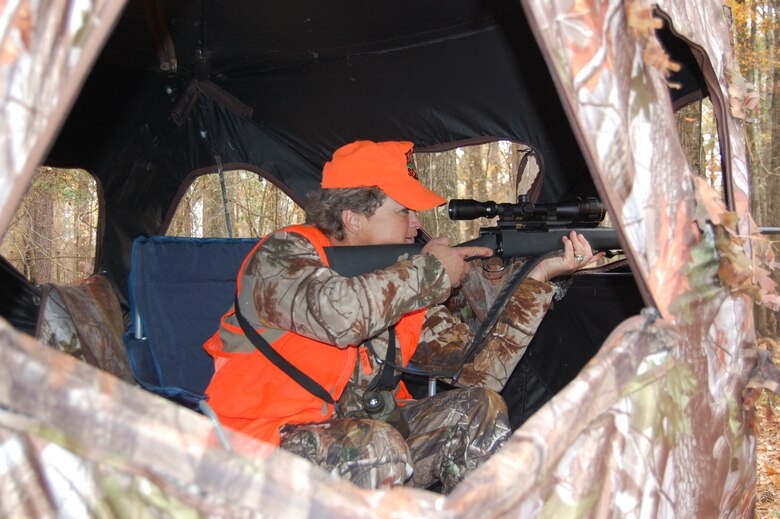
451;252;555;384
233;295;335;405
365;326;401;392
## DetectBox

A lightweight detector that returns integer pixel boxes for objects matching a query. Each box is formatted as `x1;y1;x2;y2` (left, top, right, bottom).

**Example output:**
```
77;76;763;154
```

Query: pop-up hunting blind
1;0;779;516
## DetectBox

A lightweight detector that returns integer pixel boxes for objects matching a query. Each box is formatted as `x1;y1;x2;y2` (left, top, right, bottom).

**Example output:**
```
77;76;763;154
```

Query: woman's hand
422;237;493;288
528;231;606;283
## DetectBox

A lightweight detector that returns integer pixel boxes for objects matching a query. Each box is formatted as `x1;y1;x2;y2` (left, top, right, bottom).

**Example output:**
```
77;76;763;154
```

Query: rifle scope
448;196;605;224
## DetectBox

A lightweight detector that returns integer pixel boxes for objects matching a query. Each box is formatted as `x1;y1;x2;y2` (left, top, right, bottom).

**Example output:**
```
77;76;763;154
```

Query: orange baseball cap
321;140;447;211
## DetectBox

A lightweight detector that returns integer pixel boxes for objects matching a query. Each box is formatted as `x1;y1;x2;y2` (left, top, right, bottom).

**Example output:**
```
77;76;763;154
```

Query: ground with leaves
756;337;780;518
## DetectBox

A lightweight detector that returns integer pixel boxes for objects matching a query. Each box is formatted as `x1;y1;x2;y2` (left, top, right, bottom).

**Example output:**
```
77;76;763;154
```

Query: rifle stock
324;227;621;277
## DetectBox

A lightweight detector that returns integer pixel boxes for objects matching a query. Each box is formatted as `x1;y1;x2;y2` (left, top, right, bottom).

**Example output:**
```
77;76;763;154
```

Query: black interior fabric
500;270;645;429
656;14;709;106
0;256;40;336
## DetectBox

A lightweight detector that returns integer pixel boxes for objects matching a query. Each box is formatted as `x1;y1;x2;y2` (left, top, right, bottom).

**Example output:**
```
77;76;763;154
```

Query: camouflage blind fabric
1;0;779;516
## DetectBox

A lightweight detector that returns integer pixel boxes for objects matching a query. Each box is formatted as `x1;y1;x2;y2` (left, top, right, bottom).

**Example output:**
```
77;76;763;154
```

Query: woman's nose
409;211;422;228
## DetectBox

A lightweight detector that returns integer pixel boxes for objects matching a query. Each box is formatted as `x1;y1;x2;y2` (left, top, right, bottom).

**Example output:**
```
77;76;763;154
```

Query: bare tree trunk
436;150;457;239
753;0;780;337
461;147;485;241
170;189;195;236
76;172;97;276
17;204;33;279
203;175;226;237
676;102;703;178
28;188;53;283
761;1;780;336
257;178;270;235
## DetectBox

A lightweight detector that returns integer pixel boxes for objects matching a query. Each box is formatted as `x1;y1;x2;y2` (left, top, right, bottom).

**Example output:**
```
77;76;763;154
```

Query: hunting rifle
322;199;778;384
324;196;622;277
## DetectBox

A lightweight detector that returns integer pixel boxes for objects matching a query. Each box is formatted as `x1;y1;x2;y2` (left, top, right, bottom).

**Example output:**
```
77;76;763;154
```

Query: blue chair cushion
123;236;259;408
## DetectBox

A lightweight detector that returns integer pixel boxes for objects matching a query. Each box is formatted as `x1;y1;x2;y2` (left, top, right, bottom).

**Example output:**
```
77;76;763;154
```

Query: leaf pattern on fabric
282;387;510;493
451;278;554;392
36;276;134;383
410;309;470;374
726;66;760;121
717;223;780;312
691;177;780;310
625;2;663;37
236;231;450;348
625;2;682;88
625;354;698;447
234;229;556;398
668;227;721;322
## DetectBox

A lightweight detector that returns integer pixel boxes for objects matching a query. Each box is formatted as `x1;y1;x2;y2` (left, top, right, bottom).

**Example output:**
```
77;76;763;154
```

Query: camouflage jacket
220;229;555;411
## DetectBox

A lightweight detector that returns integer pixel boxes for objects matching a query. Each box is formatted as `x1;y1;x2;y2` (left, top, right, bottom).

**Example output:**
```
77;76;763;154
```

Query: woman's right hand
422;237;493;287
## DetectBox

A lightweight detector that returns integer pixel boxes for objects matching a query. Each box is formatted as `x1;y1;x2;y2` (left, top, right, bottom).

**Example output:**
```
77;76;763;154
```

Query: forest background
726;3;780;510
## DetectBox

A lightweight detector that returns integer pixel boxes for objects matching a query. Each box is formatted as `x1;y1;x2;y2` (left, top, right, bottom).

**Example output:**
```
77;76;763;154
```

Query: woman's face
351;197;422;245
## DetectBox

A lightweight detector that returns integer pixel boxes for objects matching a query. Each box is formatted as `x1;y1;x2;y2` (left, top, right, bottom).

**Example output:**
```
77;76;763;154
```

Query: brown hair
305;187;387;240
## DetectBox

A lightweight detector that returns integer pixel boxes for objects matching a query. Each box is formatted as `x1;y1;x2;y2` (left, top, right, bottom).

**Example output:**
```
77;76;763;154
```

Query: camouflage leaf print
233;229;450;349
454;278;554;392
282;387;510;493
280;417;414;489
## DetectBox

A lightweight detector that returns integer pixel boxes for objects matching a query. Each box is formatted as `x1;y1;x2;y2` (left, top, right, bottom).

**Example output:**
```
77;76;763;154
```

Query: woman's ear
341;209;362;237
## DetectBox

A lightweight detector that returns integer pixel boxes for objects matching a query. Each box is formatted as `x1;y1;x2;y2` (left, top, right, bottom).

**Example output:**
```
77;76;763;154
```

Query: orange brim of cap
378;178;446;211
321;140;447;211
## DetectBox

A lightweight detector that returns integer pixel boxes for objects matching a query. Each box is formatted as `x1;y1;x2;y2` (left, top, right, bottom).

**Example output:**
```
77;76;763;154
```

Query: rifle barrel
486;227;621;258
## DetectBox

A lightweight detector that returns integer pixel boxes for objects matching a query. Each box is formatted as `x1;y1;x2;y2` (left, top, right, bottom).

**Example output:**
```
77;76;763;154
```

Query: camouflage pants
279;387;510;493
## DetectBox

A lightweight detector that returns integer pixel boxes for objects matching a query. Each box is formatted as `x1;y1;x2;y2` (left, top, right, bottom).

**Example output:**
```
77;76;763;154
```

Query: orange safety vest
204;225;426;445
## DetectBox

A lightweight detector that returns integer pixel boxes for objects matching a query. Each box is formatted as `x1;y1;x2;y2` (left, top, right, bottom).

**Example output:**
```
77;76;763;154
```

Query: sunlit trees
0;168;97;284
167;170;306;239
727;0;780;335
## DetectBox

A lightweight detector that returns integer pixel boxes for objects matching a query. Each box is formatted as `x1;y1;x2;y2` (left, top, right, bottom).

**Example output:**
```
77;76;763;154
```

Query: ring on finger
575;254;585;263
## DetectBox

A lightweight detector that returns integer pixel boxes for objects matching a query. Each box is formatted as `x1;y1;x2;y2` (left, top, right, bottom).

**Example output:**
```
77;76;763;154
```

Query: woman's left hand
528;231;606;283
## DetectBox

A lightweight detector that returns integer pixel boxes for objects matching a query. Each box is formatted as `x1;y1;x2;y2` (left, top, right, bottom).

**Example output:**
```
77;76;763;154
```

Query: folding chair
123;236;259;447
